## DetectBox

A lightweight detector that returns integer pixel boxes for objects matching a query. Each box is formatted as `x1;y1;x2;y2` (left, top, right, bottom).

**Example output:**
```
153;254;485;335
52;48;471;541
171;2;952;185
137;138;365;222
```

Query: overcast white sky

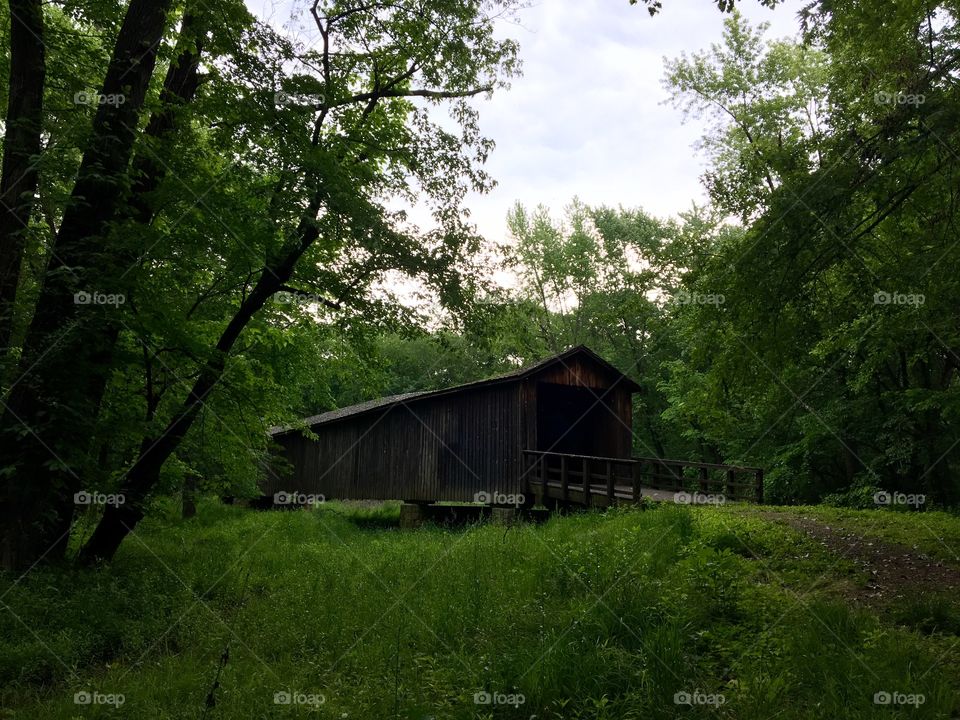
247;0;805;243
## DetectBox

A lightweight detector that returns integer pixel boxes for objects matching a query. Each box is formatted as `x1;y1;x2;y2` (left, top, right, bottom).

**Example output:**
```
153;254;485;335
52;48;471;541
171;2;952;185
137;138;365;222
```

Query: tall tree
0;0;45;352
0;0;177;569
78;0;519;562
661;5;960;504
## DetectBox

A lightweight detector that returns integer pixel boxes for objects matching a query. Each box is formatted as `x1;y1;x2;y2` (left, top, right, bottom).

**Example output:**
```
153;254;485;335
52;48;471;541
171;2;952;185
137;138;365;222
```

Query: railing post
560;455;569;503
582;457;591;506
698;466;709;493
632;461;641;502
755;468;764;504
725;468;735;500
540;454;547;501
606;460;614;503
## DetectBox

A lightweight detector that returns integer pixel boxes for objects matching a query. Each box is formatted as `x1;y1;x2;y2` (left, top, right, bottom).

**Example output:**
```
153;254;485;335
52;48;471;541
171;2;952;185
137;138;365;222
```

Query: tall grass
0;501;956;718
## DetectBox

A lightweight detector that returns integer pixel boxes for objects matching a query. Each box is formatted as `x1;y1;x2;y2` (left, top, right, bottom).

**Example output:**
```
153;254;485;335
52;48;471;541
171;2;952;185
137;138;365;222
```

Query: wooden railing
521;451;640;506
521;450;763;504
633;456;763;503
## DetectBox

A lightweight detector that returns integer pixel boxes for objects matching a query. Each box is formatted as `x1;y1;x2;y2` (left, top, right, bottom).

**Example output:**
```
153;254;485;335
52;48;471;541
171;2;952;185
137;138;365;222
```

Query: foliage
656;7;960;504
0;0;522;566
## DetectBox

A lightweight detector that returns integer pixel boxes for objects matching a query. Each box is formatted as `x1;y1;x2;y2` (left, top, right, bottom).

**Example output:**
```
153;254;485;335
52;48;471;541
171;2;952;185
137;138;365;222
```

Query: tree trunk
181;474;197;519
0;0;174;571
79;190;327;563
0;0;45;352
129;9;203;224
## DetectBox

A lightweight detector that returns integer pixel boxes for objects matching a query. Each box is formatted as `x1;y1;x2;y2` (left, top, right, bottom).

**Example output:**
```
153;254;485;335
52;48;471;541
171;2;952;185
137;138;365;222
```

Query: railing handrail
522;449;764;504
522;449;761;473
632;455;762;473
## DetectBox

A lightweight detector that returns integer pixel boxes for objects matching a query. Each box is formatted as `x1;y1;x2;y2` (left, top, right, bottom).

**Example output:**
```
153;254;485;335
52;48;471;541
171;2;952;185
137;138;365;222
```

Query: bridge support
490;506;519;525
400;501;430;529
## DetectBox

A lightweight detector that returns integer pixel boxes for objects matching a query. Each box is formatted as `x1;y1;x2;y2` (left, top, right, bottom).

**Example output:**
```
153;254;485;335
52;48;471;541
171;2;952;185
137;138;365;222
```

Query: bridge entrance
536;382;616;456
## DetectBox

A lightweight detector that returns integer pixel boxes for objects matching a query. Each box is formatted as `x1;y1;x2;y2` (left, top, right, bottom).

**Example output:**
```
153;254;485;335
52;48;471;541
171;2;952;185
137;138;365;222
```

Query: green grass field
1;501;958;718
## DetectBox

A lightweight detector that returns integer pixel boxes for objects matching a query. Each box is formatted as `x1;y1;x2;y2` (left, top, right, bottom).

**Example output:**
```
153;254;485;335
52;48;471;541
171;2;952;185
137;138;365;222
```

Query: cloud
463;0;805;240
246;0;805;242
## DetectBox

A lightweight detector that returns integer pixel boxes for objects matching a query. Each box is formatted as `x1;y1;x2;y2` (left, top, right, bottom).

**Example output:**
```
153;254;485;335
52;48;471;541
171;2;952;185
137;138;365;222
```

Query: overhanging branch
316;85;493;111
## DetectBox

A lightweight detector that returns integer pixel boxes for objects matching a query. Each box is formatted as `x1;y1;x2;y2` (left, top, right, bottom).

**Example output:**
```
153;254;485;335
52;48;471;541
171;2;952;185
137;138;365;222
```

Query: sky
246;0;806;244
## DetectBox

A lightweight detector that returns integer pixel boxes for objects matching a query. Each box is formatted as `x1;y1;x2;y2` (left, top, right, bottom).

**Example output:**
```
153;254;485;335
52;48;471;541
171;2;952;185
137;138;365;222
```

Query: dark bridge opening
536;382;616;456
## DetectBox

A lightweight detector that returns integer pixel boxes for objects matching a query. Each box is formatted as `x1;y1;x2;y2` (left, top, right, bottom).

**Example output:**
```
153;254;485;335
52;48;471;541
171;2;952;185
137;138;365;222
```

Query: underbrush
0;501;957;718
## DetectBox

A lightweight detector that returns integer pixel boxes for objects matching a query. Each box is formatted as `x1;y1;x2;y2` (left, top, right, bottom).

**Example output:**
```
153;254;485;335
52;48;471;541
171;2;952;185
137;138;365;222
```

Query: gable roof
270;345;640;437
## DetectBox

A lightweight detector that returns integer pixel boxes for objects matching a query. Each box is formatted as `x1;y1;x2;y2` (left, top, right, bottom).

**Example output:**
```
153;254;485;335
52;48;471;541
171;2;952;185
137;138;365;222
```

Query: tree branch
317;85;492;111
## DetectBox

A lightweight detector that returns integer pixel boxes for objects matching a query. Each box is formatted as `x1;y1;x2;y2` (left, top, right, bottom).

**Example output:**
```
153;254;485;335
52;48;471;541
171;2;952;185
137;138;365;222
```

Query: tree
629;0;778;16
0;0;45;352
663;10;829;220
0;0;519;569
661;5;960;503
498;199;693;460
0;0;180;569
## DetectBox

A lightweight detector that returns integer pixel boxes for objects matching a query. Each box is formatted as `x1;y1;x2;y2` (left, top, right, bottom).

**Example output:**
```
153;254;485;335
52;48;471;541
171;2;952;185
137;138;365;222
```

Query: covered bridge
263;346;764;511
265;346;639;504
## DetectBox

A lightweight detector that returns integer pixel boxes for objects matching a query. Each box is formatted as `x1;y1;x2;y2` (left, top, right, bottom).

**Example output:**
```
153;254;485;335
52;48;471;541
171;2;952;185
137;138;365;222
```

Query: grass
750;505;960;564
0;500;957;718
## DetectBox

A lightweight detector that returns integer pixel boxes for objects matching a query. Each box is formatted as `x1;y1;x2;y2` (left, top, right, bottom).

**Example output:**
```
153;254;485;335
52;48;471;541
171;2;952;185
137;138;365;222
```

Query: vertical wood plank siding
264;349;636;503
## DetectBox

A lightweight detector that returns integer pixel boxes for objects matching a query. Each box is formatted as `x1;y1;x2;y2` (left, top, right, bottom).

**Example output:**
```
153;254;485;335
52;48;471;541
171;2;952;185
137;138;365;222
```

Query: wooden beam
560;455;569;503
581;457;591;506
540;454;547;502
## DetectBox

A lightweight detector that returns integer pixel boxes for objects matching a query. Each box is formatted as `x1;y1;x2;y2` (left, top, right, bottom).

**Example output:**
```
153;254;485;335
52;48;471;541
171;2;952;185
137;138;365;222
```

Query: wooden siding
532;354;628;389
264;349;636;503
267;383;524;501
520;353;634;460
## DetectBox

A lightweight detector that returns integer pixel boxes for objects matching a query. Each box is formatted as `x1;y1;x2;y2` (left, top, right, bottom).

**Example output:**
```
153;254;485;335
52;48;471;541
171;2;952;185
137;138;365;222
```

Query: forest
1;0;959;718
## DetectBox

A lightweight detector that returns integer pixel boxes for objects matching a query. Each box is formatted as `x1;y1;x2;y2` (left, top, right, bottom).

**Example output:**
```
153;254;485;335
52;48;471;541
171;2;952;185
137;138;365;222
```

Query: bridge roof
269;345;640;437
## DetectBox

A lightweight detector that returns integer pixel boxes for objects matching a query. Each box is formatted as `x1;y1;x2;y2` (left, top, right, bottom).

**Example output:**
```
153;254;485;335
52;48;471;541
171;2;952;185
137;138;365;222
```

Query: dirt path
757;512;960;604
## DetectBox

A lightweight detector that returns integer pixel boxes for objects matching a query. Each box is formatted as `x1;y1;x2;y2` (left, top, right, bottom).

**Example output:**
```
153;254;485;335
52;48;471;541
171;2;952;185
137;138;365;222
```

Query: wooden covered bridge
264;346;762;522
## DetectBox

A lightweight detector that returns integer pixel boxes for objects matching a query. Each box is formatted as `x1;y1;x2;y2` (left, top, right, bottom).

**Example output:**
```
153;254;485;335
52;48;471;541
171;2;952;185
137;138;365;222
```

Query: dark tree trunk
79;190;327;564
181;475;197;519
643;415;666;458
129;9;203;224
0;0;174;571
0;0;45;352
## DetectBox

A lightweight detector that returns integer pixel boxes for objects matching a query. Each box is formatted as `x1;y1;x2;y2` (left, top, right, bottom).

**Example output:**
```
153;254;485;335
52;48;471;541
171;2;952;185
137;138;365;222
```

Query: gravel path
759;512;960;604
